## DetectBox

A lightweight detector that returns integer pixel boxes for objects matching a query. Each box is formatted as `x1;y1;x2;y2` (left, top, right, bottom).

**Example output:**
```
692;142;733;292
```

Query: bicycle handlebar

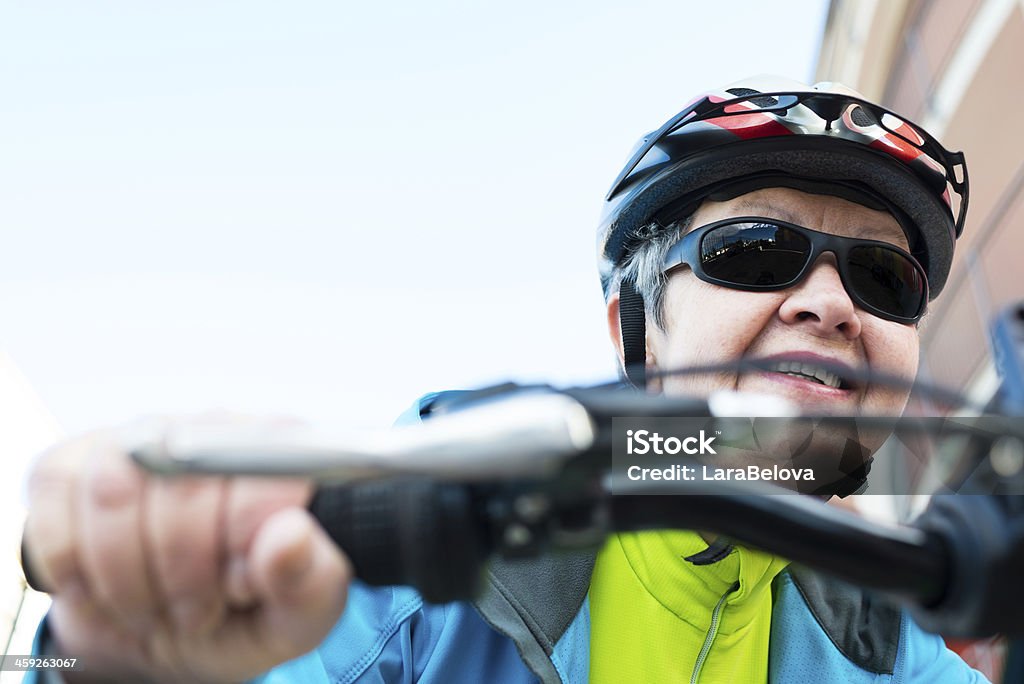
22;303;1024;640
121;372;1024;637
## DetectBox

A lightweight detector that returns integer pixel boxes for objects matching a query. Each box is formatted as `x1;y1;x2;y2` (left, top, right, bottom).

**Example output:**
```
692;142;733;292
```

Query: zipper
689;581;739;684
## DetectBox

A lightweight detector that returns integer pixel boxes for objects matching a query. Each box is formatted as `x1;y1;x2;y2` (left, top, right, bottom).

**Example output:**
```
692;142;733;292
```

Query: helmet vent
850;105;877;128
725;87;778;108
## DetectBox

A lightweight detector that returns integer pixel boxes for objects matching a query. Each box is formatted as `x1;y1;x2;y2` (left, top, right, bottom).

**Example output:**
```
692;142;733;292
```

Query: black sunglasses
662;217;929;323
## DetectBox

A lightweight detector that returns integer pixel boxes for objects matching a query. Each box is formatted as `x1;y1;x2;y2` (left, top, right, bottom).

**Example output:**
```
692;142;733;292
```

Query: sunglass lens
700;222;810;287
847;245;926;319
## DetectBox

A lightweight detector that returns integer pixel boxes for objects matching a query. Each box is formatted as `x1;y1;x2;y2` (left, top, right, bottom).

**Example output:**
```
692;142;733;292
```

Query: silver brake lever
130;391;596;484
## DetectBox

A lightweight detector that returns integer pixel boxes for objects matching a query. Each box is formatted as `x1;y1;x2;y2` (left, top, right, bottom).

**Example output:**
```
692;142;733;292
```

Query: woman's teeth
769;361;842;389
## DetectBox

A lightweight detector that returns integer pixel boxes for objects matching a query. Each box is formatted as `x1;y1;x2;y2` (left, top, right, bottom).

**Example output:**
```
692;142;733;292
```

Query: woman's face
611;187;921;419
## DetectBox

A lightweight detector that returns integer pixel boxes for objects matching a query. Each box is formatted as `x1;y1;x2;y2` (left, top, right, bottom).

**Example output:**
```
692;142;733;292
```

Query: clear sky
1;1;830;434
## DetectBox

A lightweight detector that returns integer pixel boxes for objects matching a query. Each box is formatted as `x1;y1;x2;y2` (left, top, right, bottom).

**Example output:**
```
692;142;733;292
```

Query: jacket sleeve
899;614;991;683
23;616;67;684
250;582;537;684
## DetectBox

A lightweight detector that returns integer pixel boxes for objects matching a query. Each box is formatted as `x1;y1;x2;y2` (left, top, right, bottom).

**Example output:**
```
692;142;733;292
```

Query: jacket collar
471;552;902;683
472;551;595;684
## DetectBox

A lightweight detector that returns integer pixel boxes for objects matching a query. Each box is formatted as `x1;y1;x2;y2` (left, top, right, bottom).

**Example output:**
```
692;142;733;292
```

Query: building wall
818;0;1024;398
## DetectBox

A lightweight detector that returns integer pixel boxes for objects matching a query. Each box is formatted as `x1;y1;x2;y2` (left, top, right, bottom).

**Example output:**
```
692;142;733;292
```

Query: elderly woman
22;77;986;683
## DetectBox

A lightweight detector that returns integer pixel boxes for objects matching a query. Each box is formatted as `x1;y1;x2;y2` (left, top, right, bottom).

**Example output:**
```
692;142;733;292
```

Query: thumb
248;507;352;656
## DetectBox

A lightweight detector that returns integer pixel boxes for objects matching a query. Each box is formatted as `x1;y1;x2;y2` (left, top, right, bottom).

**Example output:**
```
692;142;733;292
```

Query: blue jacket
28;566;988;684
247;567;987;683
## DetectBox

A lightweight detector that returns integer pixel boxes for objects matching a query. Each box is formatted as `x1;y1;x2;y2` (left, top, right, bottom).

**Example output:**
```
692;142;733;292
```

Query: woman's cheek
864;320;920;414
871;319;920;377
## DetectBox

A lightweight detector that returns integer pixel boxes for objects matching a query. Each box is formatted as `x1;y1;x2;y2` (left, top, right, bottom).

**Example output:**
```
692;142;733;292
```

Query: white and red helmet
598;75;969;299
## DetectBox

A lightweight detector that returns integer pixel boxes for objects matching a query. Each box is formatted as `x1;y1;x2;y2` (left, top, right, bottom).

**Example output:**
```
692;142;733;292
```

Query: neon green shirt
589;530;790;683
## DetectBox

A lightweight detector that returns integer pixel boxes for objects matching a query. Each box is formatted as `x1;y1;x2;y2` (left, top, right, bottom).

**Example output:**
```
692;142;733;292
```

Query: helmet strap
618;278;648;389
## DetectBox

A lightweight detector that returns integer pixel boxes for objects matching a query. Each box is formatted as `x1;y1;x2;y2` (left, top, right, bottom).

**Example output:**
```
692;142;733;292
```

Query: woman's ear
606;292;626;368
606;292;661;391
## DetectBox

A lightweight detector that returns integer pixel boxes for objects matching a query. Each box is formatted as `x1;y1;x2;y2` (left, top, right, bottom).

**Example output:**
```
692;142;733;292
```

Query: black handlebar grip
308;479;492;604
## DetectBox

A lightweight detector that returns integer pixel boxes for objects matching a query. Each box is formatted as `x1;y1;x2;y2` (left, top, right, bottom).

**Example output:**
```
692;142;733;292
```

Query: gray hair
608;215;694;330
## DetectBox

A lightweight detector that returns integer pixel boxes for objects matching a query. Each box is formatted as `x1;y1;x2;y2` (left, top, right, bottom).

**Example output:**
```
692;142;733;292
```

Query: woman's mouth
765;360;848;390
